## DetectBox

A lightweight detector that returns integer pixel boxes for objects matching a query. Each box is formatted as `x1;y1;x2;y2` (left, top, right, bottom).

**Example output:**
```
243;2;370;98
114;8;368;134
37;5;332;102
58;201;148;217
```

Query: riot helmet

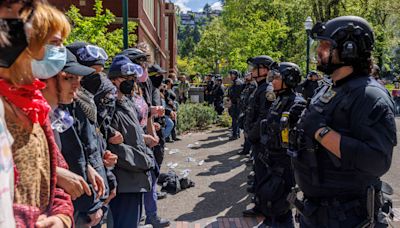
228;69;241;78
310;16;374;74
247;55;276;69
278;62;302;88
247;55;277;79
119;48;148;65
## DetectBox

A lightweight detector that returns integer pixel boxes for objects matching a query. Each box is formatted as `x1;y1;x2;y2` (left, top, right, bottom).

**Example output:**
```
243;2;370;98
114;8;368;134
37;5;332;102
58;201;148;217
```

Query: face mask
0;19;29;68
150;75;163;88
51;108;74;133
265;83;276;101
120;79;135;95
137;69;148;83
32;45;67;79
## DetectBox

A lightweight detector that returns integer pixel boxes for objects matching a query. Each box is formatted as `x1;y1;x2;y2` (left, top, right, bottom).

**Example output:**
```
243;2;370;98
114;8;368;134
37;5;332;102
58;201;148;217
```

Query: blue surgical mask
32;45;67;79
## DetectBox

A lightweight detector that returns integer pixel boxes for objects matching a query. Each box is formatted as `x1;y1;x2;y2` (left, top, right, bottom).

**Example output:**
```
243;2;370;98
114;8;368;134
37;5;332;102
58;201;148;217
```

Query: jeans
144;169;158;218
110;192;143;228
163;115;174;139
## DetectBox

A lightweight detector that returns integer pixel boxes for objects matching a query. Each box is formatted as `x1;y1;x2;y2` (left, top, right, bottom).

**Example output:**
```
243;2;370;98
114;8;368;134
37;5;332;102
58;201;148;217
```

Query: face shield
267;69;280;82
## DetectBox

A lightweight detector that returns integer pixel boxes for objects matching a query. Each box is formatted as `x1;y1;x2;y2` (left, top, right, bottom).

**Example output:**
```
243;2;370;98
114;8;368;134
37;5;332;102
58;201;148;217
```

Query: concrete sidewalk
158;127;259;227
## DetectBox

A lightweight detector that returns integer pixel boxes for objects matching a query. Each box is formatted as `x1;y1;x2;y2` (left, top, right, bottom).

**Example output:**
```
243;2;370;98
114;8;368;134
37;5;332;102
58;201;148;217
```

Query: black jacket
108;96;154;193
245;80;273;143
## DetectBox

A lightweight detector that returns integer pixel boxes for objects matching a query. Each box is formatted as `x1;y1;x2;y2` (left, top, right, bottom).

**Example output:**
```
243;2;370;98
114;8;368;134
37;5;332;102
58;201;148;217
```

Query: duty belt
287;186;388;228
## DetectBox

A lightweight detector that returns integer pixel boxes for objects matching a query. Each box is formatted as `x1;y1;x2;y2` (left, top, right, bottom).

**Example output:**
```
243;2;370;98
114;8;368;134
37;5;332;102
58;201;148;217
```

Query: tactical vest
291;75;394;198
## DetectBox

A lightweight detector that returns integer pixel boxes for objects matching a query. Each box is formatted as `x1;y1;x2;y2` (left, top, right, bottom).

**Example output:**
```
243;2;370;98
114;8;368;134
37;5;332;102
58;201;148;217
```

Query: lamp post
304;16;313;74
122;0;128;49
216;59;220;74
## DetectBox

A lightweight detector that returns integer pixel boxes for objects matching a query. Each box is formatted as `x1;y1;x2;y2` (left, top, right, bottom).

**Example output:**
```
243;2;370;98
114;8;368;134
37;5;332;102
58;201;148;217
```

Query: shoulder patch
319;88;336;104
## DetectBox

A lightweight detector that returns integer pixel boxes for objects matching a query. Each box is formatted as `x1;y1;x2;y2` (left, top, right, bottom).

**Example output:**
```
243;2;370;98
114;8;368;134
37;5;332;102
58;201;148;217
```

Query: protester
0;2;74;227
178;75;190;103
107;55;154;228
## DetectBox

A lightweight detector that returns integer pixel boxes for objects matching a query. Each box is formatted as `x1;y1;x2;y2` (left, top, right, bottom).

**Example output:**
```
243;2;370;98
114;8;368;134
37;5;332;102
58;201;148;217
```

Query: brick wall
49;0;177;73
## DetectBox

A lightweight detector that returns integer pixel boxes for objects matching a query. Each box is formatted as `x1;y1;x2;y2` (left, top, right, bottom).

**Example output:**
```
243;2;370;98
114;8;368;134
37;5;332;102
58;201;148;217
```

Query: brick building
49;0;178;74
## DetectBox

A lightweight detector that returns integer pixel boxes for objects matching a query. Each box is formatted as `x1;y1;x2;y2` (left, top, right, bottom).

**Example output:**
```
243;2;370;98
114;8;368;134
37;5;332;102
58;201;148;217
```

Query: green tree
65;0;137;64
203;3;212;17
195;18;228;73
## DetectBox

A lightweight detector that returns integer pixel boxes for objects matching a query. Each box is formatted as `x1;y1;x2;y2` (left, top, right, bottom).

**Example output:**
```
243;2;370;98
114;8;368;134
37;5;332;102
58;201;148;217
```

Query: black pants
154;129;165;167
229;104;240;137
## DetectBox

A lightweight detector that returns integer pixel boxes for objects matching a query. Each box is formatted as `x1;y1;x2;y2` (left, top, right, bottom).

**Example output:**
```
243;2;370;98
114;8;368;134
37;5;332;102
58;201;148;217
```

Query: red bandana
0;79;50;126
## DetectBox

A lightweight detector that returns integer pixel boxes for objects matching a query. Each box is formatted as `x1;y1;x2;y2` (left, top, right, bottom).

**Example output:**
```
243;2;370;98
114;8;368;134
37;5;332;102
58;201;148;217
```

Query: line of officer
288;16;397;227
257;62;304;227
243;56;277;217
227;69;244;140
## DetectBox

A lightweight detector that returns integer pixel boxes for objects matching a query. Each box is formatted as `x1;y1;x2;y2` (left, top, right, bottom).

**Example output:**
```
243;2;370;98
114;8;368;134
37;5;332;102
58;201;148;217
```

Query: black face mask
119;79;135;95
0;19;28;68
150;75;163;88
81;73;102;94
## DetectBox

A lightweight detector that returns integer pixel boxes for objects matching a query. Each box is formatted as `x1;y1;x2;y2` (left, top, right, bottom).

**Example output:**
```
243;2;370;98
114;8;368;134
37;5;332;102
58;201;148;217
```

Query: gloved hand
289;101;307;127
299;104;328;139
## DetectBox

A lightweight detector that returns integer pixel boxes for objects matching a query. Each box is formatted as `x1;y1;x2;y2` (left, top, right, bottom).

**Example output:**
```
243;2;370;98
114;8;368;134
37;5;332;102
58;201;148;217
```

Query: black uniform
204;80;214;104
290;74;396;227
212;82;225;115
257;90;304;226
288;16;397;227
239;80;257;154
244;79;272;188
300;79;319;100
228;78;244;138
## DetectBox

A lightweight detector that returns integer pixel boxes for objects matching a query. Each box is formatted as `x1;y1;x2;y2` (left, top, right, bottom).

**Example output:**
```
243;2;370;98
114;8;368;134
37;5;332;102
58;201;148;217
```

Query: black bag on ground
158;171;196;194
158;171;181;194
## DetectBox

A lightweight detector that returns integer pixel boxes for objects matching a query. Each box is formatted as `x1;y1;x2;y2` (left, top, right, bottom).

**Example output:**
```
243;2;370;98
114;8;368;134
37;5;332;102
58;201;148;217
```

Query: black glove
299;105;327;139
289;102;307;127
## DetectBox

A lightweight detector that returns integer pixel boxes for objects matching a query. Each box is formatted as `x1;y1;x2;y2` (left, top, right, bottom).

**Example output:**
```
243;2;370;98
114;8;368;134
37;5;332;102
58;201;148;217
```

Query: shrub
217;111;231;128
177;103;217;132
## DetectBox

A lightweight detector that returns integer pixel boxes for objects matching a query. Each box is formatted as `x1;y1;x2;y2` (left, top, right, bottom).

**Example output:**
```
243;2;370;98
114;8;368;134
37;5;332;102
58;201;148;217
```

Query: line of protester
0;1;184;228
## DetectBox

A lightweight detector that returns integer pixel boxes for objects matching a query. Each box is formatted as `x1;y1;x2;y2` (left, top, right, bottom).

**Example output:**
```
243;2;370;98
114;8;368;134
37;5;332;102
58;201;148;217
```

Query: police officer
238;72;257;155
212;76;225;115
256;62;303;227
204;74;214;104
300;70;320;100
289;16;397;227
227;69;244;140
242;55;277;217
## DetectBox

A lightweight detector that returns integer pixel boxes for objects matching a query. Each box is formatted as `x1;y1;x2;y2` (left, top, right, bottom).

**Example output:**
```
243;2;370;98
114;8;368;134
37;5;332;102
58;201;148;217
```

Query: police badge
266;91;276;101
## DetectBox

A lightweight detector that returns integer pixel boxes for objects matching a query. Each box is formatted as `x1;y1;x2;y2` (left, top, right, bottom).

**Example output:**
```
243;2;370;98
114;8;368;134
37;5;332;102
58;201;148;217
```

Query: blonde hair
8;3;71;85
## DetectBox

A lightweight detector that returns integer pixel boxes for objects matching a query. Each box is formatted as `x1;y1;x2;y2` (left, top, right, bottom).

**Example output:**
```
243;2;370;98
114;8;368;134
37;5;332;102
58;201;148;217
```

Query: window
143;0;155;26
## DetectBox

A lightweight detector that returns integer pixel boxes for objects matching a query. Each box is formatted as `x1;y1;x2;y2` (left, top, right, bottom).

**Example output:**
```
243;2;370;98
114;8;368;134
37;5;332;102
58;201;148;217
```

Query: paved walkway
158;127;261;227
157;126;400;228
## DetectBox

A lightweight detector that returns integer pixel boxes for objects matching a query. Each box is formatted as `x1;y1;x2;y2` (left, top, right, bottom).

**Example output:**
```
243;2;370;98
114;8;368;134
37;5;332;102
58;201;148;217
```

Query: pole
306;32;310;74
122;0;128;49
